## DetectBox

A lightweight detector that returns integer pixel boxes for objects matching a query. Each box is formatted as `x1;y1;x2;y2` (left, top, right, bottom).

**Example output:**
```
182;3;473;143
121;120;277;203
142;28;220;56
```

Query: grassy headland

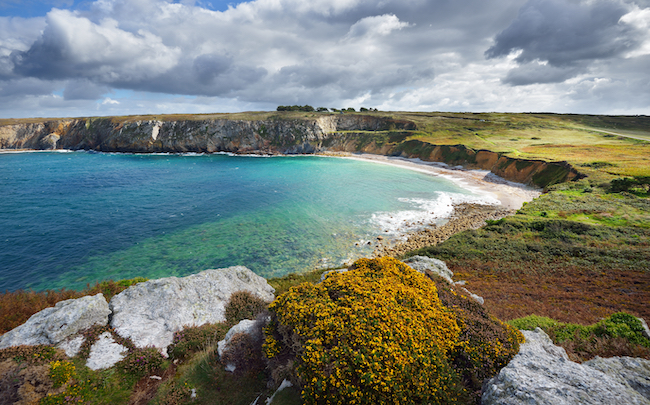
1;111;649;404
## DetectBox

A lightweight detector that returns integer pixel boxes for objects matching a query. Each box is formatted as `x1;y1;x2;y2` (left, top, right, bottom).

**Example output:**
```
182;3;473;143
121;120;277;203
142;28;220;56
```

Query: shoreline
323;152;542;259
2;148;541;276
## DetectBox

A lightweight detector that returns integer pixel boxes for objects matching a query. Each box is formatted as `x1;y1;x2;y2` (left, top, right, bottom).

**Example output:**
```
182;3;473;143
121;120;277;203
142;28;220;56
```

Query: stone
0;293;110;349
638;317;650;340
109;266;274;352
86;332;128;371
461;287;484;305
481;328;650;405
584;356;650;400
56;336;85;358
267;379;294;404
404;255;454;284
217;319;260;359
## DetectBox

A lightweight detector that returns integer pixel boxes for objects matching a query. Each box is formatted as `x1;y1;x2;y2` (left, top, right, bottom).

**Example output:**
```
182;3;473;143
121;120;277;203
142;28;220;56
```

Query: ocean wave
370;192;499;239
0;149;76;154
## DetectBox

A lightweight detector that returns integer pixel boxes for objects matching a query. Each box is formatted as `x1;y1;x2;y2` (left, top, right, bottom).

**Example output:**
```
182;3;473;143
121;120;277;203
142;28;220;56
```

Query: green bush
224;290;269;325
168;323;229;360
118;347;165;378
507;315;560;331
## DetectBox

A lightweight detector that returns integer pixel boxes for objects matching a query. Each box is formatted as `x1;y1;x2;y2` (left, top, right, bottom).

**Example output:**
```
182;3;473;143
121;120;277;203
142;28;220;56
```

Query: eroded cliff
0;114;582;187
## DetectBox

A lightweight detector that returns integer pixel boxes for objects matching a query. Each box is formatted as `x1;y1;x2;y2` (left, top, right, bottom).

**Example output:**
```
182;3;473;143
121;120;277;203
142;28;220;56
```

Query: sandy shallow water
339;153;542;210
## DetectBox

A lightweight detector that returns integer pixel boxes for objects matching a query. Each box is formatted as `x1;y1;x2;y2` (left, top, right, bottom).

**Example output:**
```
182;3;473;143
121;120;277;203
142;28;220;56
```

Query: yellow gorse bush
266;257;470;405
48;360;76;388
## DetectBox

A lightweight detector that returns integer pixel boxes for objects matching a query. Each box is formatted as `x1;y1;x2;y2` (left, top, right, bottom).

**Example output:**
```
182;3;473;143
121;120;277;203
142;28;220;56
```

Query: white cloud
0;0;649;117
620;5;650;57
101;97;120;105
345;14;411;39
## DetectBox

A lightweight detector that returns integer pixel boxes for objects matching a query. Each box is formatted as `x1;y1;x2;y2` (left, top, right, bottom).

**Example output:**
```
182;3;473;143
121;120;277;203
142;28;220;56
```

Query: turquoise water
0;151;484;292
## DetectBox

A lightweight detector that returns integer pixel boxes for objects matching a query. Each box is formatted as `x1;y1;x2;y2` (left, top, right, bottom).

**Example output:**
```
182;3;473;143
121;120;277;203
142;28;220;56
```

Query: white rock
0;293;110;349
86;332;128;370
461;287;485;305
584;356;650;400
481;328;650;405
56;335;85;358
109;266;274;351
217;319;260;359
404;256;454;284
266;379;293;404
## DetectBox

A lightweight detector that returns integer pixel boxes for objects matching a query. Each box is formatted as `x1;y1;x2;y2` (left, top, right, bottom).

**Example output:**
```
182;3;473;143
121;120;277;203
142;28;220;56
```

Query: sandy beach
339;153;542;210
326;152;543;257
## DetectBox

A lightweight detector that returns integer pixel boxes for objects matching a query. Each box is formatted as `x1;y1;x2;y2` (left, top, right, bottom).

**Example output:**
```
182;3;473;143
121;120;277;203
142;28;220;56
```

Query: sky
0;0;649;118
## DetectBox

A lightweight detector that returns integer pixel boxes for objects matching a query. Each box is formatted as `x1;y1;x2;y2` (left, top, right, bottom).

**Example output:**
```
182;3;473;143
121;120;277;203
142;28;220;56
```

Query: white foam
0;149;75;154
370;192;499;240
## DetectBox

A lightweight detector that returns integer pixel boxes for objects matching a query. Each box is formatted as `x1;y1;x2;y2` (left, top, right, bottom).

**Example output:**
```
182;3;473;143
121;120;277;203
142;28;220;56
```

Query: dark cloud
0;0;649;117
486;0;637;66
502;62;584;85
0;77;59;97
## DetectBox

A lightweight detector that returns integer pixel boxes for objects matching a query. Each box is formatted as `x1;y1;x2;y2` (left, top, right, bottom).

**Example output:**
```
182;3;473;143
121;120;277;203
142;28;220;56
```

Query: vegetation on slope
265;257;522;404
508;312;650;362
405;178;650;324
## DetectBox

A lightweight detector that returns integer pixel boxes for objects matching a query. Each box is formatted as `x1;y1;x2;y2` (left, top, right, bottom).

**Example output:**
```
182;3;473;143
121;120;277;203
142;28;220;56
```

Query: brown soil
128;364;177;405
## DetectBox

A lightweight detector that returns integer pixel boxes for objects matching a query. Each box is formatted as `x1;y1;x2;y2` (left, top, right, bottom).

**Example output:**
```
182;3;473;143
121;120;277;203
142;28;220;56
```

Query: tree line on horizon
276;105;378;112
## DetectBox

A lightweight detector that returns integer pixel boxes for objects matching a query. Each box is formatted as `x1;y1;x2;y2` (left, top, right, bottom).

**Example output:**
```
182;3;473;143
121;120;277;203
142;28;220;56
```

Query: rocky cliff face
0;114;581;187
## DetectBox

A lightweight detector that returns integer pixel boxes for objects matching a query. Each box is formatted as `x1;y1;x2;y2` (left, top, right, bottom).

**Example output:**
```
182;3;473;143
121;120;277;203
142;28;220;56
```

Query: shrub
224;291;269;325
265;257;473;405
507;315;560;331
220;330;265;374
0;345;65;365
432;276;524;400
118;347;165;378
509;312;650;362
167;323;229;360
49;360;76;388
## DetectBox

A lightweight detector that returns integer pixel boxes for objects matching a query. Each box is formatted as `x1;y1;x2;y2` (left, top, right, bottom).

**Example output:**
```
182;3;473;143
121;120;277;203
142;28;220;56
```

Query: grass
404;180;650;325
1;111;649;403
508;312;650;362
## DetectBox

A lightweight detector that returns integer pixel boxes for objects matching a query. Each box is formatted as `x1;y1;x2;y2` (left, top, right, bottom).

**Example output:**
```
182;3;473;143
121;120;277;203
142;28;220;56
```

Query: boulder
56;336;85;358
481;328;650;405
584;356;650;400
217;319;261;372
404;255;454;284
0;294;110;349
461;287;485;305
86;332;128;371
109;266;274;352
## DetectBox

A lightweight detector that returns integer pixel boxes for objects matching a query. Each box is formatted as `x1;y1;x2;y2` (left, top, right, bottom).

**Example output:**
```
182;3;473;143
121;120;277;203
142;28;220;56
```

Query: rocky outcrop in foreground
111;266;274;352
482;328;650;405
0;293;109;349
0;266;275;369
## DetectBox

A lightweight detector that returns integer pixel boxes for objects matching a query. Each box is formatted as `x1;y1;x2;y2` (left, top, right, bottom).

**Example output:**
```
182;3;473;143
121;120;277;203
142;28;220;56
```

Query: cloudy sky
0;0;649;118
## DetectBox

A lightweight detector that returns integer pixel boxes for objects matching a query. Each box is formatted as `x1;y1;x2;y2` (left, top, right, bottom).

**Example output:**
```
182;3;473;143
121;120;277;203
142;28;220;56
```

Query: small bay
0;151;489;291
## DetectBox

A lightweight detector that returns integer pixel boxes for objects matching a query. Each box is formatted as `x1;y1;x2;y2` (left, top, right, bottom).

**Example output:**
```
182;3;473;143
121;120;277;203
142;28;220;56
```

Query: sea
0;151;496;292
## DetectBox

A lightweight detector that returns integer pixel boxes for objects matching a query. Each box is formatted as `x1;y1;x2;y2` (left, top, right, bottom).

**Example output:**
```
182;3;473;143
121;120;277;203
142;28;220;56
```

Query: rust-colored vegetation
0;278;146;335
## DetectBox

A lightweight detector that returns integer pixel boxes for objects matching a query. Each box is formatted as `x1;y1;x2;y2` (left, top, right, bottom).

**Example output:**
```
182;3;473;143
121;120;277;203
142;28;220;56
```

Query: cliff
0;114;583;188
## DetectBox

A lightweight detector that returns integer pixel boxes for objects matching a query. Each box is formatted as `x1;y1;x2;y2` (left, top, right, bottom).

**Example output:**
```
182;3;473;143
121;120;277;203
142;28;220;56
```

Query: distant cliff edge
0;114;583;188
